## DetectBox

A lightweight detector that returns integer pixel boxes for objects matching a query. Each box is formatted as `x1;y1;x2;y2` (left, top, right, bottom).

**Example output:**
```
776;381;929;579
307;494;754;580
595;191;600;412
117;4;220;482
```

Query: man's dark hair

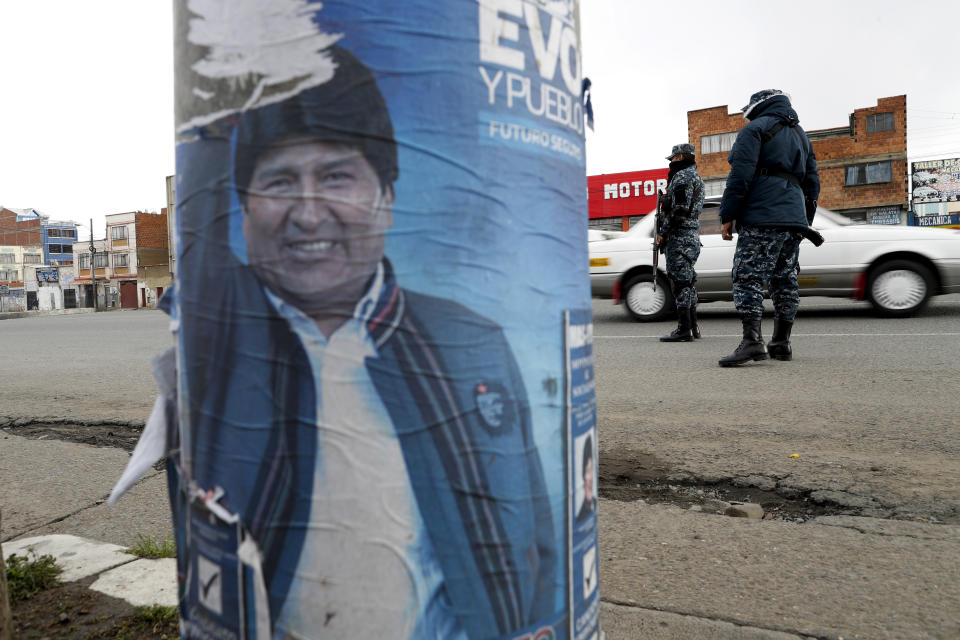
234;45;399;201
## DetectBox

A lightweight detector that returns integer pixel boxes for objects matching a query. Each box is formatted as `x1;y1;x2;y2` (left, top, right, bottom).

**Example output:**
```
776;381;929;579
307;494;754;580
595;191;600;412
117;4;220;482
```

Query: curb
1;534;176;608
0;308;95;321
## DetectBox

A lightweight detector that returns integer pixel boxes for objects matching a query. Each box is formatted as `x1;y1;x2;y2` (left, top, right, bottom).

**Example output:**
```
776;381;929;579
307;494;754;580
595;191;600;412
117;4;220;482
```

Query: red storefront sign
588;168;668;219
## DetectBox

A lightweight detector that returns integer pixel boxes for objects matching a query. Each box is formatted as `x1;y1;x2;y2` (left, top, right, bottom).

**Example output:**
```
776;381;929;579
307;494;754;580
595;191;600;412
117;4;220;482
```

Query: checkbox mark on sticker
197;554;223;615
582;545;597;599
201;571;220;598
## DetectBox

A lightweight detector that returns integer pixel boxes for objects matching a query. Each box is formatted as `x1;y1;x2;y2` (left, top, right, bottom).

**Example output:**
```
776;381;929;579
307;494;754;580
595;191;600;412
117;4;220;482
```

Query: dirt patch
600;453;852;522
3;423;144;452
9;578;178;639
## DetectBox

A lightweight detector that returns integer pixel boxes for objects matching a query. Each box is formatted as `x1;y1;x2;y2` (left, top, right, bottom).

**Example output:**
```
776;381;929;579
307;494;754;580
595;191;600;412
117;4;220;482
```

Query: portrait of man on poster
181;45;558;639
576;433;597;522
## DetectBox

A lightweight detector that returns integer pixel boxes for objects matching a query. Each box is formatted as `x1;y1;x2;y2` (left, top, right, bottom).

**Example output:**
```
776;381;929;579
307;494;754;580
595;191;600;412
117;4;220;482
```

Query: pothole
3;422;144;452
600;454;882;522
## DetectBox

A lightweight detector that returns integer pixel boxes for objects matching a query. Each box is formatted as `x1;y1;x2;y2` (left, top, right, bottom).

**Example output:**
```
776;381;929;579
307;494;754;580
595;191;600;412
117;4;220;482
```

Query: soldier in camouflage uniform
718;90;820;366
658;143;705;342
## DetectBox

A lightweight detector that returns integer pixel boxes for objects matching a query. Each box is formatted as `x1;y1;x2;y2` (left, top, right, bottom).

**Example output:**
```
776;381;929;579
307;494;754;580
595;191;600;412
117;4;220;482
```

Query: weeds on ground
134;604;179;625
5;551;62;601
126;533;176;559
87;605;180;639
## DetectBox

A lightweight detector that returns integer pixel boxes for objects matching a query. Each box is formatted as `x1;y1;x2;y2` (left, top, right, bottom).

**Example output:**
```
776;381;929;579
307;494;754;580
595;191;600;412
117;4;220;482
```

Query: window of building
48;244;61;254
111;225;129;240
24;254;41;264
113;253;129;267
703;179;726;198
0;253;14;264
78;254;90;270
61;229;75;238
700;132;738;155
94;253;109;268
845;161;892;186
47;228;61;238
865;112;894;133
0;270;18;281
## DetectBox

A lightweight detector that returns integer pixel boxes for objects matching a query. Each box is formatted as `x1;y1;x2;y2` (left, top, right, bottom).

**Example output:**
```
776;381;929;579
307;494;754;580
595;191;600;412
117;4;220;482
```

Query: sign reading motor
588;168;668;220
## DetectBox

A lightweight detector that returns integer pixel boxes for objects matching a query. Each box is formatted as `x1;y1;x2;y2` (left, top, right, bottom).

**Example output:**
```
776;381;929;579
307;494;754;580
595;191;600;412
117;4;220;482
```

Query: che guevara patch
474;381;514;435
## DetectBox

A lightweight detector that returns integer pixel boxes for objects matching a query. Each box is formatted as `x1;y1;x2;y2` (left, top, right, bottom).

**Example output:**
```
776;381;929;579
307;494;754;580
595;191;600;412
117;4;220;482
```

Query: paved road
593;294;960;523
3;299;958;521
0;310;171;423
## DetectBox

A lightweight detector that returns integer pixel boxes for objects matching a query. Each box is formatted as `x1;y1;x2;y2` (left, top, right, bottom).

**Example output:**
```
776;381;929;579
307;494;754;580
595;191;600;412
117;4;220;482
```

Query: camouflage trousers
665;229;701;309
732;225;803;321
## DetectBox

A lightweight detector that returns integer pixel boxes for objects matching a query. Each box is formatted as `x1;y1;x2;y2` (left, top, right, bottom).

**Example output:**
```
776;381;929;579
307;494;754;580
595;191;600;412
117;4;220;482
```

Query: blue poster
565;310;599;640
170;1;593;637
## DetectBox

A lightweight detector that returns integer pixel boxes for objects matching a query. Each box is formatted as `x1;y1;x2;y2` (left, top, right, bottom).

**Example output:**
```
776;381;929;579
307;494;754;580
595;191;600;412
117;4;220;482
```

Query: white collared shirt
268;266;464;639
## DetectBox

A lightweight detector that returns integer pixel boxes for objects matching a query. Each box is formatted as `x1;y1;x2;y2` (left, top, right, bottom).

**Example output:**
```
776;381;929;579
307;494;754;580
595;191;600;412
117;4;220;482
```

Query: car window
812;208;854;229
624;215;655;238
699;201;722;235
699;216;723;236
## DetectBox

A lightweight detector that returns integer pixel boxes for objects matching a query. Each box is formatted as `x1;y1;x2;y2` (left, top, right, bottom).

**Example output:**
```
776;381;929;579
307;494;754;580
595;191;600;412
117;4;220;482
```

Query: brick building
688;95;908;223
135;210;171;307
0;207;45;245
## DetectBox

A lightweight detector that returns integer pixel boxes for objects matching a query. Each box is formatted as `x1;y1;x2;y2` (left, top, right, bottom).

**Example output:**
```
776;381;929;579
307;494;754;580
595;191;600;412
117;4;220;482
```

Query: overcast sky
580;0;960;175
2;1;959;237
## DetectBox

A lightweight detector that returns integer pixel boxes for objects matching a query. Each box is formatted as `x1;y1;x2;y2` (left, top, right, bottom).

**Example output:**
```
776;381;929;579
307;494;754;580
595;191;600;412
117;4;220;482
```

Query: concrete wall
0;290;26;312
138;264;172;308
36;285;63;311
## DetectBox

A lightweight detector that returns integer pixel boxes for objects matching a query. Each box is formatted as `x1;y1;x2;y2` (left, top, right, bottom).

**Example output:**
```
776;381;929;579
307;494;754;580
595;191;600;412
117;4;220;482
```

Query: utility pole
0;511;12;640
89;218;98;311
161;3;598;636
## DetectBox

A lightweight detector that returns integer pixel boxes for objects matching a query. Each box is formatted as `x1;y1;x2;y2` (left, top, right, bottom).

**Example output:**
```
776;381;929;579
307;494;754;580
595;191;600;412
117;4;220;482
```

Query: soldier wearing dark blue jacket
172;46;557;639
658;143;705;342
718;90;820;367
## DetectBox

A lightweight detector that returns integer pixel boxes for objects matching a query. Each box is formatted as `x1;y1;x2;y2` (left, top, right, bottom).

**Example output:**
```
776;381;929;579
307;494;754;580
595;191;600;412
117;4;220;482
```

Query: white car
913;186;941;200
590;201;960;320
588;229;626;242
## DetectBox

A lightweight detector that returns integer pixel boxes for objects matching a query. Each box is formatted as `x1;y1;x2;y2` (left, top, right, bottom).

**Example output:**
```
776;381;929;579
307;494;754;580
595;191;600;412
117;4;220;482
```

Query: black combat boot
718;318;768;367
660;308;694;342
767;318;793;361
691;305;701;339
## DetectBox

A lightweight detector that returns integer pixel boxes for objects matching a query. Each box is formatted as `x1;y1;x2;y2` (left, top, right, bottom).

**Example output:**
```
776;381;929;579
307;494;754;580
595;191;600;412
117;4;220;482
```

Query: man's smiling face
243;137;394;314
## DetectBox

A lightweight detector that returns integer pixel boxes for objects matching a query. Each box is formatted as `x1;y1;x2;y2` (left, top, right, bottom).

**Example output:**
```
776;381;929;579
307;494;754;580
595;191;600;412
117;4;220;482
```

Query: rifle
653;189;666;291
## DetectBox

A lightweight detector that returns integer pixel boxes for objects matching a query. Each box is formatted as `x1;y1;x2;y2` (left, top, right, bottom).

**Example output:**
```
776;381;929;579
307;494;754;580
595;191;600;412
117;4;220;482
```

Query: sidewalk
2;534;176;608
3;432;960;638
0;308;94;321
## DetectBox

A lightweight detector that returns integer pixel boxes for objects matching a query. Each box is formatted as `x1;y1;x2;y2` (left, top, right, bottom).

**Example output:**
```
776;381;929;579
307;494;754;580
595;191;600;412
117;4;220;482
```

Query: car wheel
868;259;933;318
622;273;674;322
